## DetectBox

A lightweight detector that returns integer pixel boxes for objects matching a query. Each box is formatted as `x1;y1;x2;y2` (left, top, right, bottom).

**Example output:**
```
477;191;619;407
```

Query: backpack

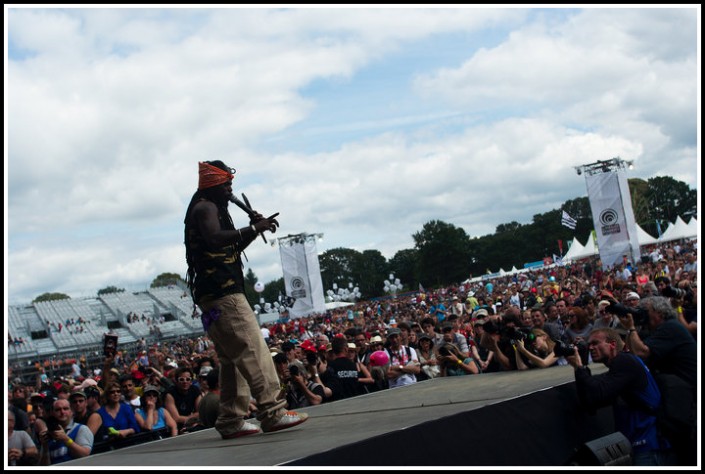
630;356;695;449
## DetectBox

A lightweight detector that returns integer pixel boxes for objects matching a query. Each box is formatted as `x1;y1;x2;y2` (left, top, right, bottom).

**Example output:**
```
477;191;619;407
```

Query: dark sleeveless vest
186;198;245;304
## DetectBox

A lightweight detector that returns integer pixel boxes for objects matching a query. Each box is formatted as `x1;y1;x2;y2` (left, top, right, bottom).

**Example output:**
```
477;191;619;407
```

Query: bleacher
7;287;204;366
147;286;203;332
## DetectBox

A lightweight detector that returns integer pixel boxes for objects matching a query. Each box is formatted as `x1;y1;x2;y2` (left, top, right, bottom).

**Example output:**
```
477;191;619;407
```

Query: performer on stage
184;160;308;439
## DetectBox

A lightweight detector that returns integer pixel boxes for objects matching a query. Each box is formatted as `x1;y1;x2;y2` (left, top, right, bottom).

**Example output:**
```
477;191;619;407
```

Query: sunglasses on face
178;377;192;382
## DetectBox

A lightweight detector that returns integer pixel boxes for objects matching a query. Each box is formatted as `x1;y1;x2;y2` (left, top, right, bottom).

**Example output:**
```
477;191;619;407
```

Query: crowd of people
6;238;698;466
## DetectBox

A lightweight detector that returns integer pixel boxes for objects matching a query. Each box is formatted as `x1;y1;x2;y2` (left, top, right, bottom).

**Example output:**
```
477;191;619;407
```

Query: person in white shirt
260;324;271;344
384;328;420;388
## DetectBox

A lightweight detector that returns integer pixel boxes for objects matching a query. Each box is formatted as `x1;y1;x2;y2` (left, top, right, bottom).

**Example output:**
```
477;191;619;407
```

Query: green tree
261;277;286;308
388;248;420;291
356;249;388;299
33;292;70;303
97;286;125;296
319;247;363;294
645;176;697;235
629;178;651;229
244;268;259;308
150;272;184;288
413;220;471;287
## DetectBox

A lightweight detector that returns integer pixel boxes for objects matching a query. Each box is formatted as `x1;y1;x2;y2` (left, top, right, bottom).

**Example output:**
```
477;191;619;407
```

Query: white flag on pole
561;210;577;230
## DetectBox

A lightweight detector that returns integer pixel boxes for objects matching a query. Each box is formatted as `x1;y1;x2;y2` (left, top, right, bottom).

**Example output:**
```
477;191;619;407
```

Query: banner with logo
279;236;326;318
585;170;640;268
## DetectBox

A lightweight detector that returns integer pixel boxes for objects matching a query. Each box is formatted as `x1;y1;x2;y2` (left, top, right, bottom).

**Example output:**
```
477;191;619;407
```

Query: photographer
621;296;696;391
567;328;675;466
479;314;520;371
273;353;327;408
39;399;93;465
437;343;479;376
513;328;564;370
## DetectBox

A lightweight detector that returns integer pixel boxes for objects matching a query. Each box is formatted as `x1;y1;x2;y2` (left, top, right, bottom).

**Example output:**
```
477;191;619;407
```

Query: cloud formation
6;6;699;304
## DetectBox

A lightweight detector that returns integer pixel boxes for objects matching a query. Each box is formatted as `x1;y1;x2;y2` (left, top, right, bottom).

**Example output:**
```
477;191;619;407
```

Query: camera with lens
661;285;692;303
602;300;649;327
505;327;536;346
45;415;62;432
288;364;300;377
553;340;589;366
305;351;318;366
438;345;452;357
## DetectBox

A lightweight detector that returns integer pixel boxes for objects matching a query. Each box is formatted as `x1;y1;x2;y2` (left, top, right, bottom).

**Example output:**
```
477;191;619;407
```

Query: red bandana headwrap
198;162;235;190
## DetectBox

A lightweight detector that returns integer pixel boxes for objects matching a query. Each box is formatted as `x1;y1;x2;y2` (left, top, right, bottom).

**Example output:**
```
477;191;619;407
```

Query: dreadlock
184;161;236;302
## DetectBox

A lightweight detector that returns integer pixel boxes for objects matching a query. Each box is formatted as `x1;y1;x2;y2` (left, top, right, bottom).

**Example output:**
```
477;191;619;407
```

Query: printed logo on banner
290;276;307;298
599;208;621;236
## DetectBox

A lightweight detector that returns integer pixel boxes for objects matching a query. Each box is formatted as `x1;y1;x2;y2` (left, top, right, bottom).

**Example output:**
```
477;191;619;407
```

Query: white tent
688;217;698;234
659;216;696;242
325;301;354;310
636;224;659;246
562;237;586;262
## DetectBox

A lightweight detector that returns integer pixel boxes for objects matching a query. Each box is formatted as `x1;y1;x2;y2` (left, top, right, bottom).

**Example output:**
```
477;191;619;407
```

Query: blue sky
5;6;700;305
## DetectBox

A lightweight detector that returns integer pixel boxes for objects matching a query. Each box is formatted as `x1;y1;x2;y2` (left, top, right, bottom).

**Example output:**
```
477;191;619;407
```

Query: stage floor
65;364;605;467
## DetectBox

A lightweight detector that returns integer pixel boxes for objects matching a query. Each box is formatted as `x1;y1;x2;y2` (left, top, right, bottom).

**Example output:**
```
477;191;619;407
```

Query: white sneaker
262;411;309;433
221;420;262;439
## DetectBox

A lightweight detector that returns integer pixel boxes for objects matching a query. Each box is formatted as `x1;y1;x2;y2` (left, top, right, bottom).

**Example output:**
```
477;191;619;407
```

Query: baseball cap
626;292;640;301
69;390;86;400
142;385;160;396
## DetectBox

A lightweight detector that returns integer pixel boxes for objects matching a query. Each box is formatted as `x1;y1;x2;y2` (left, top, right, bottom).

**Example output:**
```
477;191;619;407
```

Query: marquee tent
562;237;587;262
659;216;697;242
636;224;659;246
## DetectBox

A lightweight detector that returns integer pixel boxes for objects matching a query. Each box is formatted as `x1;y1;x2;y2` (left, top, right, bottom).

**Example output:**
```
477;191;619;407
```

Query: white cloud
6;6;699;304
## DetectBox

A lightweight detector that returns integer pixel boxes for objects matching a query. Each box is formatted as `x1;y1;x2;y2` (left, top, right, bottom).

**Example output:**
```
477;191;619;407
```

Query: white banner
279;237;326;318
585;170;640;268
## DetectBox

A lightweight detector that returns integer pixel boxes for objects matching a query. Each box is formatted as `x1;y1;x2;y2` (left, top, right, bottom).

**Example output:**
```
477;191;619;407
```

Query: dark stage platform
65;365;615;467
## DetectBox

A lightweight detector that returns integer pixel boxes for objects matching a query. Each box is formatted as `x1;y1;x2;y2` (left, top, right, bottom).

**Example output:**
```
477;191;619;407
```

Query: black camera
506;327;535;345
602;301;649;327
45;415;62;432
103;333;118;358
661;285;691;302
438;346;452;357
554;340;589;366
305;351;318;366
288;364;299;377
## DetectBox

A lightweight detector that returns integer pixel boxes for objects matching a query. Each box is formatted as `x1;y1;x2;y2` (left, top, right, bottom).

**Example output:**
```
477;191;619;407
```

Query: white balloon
254;282;265;293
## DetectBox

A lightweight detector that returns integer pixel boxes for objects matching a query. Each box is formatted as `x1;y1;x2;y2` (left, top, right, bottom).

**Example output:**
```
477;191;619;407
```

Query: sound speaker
570;432;631;466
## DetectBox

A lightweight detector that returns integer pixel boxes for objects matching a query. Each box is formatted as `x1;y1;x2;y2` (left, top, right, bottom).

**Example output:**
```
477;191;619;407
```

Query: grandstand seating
7;287;205;364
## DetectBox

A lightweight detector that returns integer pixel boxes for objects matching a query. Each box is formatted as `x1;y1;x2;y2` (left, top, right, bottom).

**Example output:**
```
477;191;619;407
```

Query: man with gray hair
620;296;696;390
618;295;696;465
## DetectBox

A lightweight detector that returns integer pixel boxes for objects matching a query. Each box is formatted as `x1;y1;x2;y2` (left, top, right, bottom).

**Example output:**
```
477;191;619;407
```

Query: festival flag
561;210;577;230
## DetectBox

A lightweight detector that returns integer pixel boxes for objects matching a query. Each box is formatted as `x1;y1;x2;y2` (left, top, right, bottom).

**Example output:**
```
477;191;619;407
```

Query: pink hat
74;378;98;391
369;350;390;367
